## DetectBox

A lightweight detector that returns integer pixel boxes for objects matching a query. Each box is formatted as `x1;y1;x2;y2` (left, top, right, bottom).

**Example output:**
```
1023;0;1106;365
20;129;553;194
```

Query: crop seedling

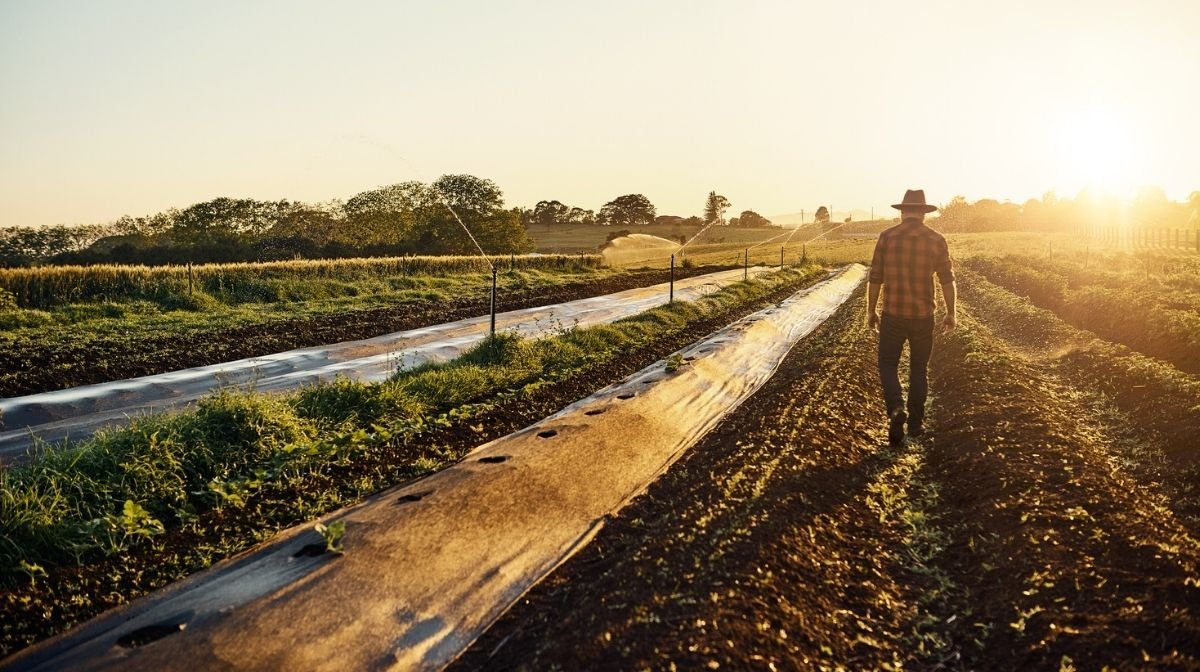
315;520;347;554
664;353;686;373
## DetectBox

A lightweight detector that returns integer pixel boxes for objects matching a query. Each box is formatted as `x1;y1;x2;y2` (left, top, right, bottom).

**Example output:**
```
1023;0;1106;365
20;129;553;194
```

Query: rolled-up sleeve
868;237;885;283
935;238;954;284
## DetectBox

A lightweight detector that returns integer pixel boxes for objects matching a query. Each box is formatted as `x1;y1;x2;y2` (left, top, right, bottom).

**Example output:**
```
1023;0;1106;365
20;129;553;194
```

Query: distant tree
598;194;656;226
264;201;343;259
814;206;830;224
173;198;290;242
567;207;596;225
527;201;594;226
418;176;530;254
1132;185;1172;228
343;182;432;249
432;174;505;217
704;192;731;226
735;210;772;228
532;200;571;226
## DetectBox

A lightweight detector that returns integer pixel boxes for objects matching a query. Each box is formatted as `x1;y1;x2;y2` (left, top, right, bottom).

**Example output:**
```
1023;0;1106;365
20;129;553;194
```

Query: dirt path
452;283;1200;670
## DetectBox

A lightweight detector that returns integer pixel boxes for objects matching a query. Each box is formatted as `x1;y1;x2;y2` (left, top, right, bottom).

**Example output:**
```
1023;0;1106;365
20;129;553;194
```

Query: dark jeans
878;313;935;423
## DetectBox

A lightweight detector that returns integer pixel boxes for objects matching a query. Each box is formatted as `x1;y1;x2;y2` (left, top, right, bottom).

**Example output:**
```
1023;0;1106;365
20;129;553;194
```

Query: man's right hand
941;313;957;334
867;312;880;333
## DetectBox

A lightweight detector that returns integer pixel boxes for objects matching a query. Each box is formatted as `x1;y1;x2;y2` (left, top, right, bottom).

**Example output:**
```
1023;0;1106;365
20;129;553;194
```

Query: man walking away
866;189;957;446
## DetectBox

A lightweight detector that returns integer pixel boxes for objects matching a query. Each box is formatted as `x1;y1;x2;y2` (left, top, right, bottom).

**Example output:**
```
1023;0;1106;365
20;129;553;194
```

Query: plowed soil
452;284;1200;670
0;266;728;398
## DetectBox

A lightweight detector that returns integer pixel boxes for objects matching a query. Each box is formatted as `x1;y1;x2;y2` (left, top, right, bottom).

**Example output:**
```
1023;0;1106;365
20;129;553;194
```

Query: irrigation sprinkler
187;261;194;295
490;267;498;336
780;246;785;270
801;244;807;265
669;254;675;304
744;248;749;280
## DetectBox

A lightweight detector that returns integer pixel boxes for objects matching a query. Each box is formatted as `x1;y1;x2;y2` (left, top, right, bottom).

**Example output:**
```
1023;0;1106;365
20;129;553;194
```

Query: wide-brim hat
891;189;937;213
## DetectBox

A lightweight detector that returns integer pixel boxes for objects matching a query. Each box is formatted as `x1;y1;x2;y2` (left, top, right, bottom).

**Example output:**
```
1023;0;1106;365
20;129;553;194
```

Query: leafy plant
314;520;346;554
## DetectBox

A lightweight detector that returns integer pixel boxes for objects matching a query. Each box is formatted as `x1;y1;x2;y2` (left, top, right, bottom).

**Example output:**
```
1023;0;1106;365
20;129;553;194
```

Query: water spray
432;188;499;337
676;216;724;255
745;229;792;254
372;144;503;339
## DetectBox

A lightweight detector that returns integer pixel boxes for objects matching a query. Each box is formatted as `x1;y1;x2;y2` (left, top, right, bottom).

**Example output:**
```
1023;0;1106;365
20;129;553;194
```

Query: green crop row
966;254;1200;374
0;253;601;311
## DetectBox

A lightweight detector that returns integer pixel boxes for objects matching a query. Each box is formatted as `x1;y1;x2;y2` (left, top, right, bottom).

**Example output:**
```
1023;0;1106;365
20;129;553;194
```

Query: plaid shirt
868;220;954;319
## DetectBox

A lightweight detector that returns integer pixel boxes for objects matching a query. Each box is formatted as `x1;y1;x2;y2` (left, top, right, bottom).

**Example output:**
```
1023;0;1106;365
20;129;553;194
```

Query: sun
1055;106;1143;199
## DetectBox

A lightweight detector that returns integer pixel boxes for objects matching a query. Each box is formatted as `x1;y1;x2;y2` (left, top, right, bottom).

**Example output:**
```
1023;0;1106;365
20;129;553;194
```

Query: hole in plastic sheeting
479;455;509;464
116;622;187;648
537;429;558;439
584;408;606;416
397;490;432;505
617;393;636;400
294;544;328;558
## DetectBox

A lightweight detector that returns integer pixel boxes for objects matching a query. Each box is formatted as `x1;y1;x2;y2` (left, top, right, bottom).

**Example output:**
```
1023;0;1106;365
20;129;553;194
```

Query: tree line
932;187;1200;234
1;181;780;267
526;191;775;229
13;180;1189;267
0;175;530;267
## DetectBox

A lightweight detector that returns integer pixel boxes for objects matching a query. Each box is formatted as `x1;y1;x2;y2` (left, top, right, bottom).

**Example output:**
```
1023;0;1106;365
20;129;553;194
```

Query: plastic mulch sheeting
0;267;774;461
3;264;866;672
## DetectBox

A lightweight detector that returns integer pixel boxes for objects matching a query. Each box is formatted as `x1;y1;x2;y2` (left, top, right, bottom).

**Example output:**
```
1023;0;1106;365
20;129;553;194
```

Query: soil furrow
923;309;1200;670
454;293;954;670
955;269;1200;525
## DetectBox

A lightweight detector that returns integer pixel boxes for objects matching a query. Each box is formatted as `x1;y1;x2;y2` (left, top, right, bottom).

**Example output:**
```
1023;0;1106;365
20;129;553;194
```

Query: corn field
0;254;602;310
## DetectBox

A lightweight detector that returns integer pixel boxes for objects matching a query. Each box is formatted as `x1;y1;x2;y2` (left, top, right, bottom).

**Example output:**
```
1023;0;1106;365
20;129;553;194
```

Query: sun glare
1055;106;1143;199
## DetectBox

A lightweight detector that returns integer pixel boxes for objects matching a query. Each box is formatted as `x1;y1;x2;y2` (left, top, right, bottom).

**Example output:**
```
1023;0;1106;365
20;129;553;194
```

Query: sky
2;0;1198;227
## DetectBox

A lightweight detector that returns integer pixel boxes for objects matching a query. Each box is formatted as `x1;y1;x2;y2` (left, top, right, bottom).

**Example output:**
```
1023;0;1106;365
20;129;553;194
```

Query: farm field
0;266;778;459
0;265;829;657
527;222;805;253
0;231;1076;399
457;266;1200;670
966;250;1200;372
3;235;1200;668
0;258;743;397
